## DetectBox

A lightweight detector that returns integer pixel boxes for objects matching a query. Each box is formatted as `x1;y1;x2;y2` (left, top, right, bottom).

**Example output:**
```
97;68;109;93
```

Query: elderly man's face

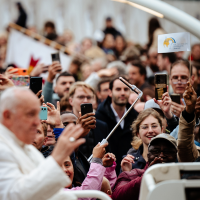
7;91;40;144
147;139;177;164
170;64;191;96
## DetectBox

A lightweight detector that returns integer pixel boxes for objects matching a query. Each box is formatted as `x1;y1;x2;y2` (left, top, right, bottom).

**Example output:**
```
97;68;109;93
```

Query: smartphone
29;77;42;98
81;103;93;116
155;74;167;100
10;76;30;87
39;106;48;120
51;53;61;72
9;68;28;76
170;94;180;104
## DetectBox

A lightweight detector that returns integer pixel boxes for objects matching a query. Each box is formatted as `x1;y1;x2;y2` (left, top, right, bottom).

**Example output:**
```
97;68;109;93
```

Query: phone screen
155;74;167;100
11;76;30;87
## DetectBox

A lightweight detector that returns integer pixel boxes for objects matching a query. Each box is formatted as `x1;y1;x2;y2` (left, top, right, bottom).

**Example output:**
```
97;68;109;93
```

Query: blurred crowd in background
1;2;200;200
0;2;200;108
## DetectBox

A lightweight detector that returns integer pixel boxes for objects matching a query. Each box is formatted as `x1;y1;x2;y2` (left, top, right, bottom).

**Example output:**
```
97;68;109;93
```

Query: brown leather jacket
178;113;200;162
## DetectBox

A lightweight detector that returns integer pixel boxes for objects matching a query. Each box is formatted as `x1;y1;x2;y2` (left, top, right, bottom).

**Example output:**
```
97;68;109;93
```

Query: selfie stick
87;77;143;162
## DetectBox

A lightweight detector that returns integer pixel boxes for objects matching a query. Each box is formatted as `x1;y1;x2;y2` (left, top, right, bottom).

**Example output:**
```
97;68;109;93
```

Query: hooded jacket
95;97;138;174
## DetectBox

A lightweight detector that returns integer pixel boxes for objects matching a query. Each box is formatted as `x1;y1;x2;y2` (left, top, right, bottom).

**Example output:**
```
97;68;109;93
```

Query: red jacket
111;163;149;200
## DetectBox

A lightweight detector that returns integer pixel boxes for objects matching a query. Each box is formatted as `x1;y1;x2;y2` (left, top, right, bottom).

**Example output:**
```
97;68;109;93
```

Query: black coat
79;119;108;158
95;97;138;174
72;150;90;187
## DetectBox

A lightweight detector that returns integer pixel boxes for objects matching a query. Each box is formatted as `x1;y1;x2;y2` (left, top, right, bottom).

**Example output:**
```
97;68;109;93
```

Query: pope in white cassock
0;87;85;200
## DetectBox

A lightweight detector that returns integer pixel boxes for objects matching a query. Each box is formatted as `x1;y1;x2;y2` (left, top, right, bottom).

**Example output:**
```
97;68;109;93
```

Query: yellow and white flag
158;32;190;53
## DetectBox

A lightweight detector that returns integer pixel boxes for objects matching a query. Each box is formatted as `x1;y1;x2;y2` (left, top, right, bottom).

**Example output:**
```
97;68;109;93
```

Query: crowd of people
0;2;200;200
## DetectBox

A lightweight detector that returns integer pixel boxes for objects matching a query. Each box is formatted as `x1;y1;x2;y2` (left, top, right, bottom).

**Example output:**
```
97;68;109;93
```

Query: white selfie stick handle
100;139;108;145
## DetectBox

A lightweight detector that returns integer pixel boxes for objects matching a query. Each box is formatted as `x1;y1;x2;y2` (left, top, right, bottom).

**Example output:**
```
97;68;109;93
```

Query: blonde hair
131;108;162;150
69;82;95;97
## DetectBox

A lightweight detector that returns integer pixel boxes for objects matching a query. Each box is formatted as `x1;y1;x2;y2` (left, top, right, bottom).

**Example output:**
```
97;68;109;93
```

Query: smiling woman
120;108;163;171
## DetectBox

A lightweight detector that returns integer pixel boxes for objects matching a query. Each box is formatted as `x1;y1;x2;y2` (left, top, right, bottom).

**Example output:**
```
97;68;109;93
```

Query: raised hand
121;154;134;172
0;74;14;90
76;112;96;137
102;153;116;167
93;143;108;159
183;81;197;114
47;61;62;83
154;92;172;119
5;67;18;77
149;157;163;167
30;63;49;77
36;90;44;105
44;101;63;128
171;99;185;118
51;123;85;166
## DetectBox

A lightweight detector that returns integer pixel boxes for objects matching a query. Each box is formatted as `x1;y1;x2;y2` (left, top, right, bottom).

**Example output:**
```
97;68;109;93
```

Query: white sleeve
0;144;72;200
85;72;101;91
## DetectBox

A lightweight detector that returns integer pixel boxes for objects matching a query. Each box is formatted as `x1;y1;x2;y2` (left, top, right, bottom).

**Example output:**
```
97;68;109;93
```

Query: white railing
69;190;111;200
139;163;200;200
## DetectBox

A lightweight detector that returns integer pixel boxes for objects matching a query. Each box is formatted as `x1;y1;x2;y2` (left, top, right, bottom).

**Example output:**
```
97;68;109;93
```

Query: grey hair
90;57;108;69
107;61;128;75
0;87;30;121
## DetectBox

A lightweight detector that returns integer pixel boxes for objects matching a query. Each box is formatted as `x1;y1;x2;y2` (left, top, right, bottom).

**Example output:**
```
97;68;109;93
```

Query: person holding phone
44;104;109;188
170;60;195;117
177;81;200;162
43;61;75;106
68;82;108;156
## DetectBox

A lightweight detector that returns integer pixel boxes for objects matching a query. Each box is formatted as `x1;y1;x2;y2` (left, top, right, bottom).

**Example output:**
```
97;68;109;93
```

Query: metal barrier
69;190;111;200
139;163;200;200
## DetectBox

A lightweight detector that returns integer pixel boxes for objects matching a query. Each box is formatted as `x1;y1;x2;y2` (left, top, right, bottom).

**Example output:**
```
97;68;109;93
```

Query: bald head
0;87;39;120
0;87;40;144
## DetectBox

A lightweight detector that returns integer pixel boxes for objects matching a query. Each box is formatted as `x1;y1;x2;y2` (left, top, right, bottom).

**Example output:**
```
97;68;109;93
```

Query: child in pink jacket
64;143;117;200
